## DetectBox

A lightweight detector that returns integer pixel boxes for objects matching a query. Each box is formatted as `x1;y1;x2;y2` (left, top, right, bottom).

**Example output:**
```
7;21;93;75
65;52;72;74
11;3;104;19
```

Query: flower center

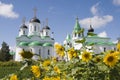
107;56;114;62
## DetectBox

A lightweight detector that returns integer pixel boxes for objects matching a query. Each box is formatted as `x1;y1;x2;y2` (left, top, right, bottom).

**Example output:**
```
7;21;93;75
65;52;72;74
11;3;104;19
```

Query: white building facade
15;14;55;61
63;18;116;54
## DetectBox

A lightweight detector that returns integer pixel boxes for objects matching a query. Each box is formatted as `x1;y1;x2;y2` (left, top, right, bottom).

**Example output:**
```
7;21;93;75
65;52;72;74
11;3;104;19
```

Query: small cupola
19;18;28;36
29;8;40;23
42;18;51;37
88;25;94;33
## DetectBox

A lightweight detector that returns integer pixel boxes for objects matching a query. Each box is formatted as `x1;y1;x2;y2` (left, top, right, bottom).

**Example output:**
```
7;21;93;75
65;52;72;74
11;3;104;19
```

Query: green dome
18;42;29;46
73;17;81;33
29;41;42;46
43;43;53;47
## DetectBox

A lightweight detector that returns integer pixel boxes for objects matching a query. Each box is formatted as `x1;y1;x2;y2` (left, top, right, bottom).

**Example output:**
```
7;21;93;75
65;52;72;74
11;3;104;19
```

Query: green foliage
0;42;13;61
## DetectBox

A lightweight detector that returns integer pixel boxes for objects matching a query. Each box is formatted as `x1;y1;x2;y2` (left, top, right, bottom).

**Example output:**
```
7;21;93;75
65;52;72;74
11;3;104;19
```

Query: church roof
29;41;42;46
88;25;94;32
66;34;71;41
20;24;28;29
30;17;40;23
85;42;115;46
43;26;50;30
73;17;81;33
43;43;53;47
18;42;29;46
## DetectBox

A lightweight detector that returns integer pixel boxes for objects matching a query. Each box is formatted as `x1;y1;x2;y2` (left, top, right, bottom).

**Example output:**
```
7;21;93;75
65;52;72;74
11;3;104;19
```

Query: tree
0;42;12;61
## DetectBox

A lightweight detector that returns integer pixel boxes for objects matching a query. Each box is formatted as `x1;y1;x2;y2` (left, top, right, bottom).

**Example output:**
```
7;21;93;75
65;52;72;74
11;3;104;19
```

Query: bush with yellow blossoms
1;42;120;80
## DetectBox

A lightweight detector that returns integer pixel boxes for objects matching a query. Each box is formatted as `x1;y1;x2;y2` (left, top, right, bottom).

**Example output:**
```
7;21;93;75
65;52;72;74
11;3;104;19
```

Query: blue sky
0;0;120;48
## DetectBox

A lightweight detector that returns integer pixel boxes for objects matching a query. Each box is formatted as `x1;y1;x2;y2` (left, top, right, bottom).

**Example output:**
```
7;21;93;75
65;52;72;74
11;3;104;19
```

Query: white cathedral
15;12;55;61
15;10;116;61
63;18;116;54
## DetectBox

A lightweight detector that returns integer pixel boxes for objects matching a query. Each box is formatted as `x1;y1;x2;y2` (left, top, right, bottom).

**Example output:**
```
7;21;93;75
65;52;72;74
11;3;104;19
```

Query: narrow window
78;33;80;37
104;47;106;52
75;33;76;37
34;26;36;31
39;49;41;56
48;49;50;55
23;31;25;35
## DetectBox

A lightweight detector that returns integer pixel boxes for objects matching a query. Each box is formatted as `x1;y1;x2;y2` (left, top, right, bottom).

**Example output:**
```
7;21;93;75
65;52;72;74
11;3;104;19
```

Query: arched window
104;47;106;52
39;49;41;56
78;33;80;37
75;33;76;37
34;26;36;31
23;31;25;35
46;32;48;36
48;49;50;55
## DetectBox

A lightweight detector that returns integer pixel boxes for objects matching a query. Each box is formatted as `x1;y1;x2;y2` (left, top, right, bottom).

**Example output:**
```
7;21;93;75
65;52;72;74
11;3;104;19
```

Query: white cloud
0;1;19;18
79;15;113;29
98;31;108;37
91;2;99;15
113;0;120;6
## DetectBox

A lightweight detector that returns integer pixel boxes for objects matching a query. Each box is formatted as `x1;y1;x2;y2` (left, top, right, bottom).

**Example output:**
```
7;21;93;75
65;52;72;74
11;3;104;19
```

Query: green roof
66;34;71;41
18;42;29;46
73;18;81;33
43;43;53;47
85;42;115;46
29;41;42;46
41;36;50;39
87;35;110;39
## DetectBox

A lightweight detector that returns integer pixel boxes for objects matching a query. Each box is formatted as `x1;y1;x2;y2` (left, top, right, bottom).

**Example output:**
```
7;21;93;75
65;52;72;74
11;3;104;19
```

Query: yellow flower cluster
43;60;51;67
10;74;18;80
43;76;61;80
81;51;92;63
54;43;65;57
117;42;120;51
54;66;61;74
31;65;40;78
68;48;77;60
103;52;119;67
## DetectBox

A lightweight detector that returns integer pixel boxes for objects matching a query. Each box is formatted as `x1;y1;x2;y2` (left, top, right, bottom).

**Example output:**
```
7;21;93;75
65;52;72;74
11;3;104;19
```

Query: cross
33;8;37;17
22;17;26;24
46;18;48;26
89;18;92;26
76;16;79;21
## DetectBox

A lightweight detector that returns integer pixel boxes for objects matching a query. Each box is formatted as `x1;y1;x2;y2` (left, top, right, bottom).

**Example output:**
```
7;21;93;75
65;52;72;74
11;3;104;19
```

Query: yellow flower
51;76;60;80
68;48;77;59
31;65;40;78
54;44;65;57
117;42;120;51
43;60;51;67
94;56;101;63
10;74;18;80
103;53;118;67
81;51;92;62
43;77;51;80
54;66;60;74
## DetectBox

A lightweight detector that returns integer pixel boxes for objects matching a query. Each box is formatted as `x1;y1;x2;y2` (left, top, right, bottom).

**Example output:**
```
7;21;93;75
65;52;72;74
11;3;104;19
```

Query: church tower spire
28;8;40;36
19;17;28;36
